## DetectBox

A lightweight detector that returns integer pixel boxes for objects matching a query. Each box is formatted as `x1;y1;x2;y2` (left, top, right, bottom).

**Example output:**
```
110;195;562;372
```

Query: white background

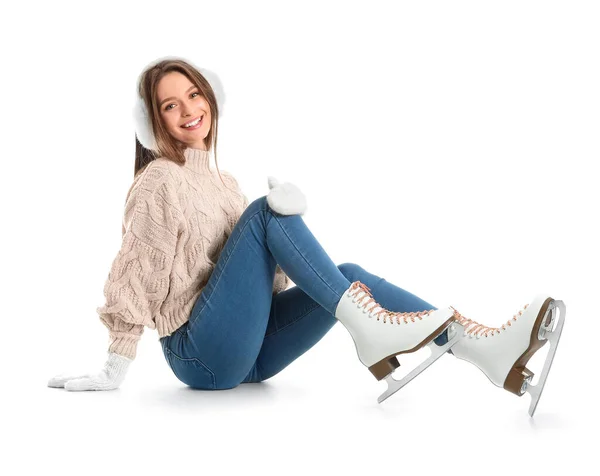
2;0;598;474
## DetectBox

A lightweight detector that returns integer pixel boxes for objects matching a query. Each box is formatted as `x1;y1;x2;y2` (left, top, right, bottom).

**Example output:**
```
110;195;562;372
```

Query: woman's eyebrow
159;85;197;107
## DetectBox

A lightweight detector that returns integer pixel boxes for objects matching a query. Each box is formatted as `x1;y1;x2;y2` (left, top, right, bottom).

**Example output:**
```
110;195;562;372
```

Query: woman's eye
165;92;200;111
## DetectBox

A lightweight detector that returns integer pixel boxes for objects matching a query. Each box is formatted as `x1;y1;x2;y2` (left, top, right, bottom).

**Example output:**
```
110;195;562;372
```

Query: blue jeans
159;195;449;390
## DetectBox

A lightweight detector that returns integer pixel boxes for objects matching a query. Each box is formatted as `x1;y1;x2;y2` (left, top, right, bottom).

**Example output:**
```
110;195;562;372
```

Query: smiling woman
47;55;565;418
131;56;226;181
158;76;210;145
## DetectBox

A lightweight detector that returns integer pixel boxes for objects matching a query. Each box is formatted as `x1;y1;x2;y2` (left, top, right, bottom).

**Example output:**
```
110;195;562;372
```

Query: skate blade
525;299;566;417
377;322;465;404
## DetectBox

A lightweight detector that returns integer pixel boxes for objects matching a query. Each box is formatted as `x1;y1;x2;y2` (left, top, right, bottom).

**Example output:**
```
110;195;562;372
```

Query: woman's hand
266;176;307;215
47;352;132;391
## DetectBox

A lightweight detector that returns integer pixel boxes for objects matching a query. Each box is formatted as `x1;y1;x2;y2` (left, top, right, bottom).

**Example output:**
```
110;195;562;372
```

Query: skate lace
449;303;529;338
348;281;435;325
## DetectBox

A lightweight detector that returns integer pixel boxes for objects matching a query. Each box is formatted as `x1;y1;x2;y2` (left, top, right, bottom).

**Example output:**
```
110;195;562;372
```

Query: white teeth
183;116;202;128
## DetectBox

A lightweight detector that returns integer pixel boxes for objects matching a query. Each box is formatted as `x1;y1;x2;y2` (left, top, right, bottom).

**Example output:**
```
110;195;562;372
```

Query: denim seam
187;208;264;334
167;348;216;387
256;302;325;382
269;211;343;302
264;301;322;338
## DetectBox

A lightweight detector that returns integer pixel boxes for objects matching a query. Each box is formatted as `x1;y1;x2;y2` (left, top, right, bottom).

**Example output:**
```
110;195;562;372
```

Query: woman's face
156;71;212;150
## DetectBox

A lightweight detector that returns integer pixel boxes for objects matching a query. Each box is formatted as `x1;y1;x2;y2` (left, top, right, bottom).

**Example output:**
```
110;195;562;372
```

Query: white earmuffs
132;55;226;152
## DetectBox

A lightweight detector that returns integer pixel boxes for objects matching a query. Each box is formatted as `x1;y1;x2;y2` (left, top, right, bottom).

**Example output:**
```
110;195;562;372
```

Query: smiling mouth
181;116;204;128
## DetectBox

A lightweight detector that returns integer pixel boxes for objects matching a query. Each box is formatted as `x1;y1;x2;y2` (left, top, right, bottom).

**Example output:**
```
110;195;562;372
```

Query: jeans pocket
165;348;216;390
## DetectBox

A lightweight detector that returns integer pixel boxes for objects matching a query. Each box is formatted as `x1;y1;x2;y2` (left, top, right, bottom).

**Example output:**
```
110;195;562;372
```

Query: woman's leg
161;195;352;390
242;263;450;383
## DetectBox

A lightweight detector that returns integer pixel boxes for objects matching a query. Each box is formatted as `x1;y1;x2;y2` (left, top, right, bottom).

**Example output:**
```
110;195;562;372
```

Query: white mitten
266;176;307;215
47;351;132;391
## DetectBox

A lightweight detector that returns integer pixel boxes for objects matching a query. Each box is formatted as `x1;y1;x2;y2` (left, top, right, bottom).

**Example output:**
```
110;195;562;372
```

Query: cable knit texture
96;147;291;360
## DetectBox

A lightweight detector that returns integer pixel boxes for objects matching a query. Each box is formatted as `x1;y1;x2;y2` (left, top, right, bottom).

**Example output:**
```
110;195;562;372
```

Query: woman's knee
245;195;268;213
236;195;269;225
337;262;365;282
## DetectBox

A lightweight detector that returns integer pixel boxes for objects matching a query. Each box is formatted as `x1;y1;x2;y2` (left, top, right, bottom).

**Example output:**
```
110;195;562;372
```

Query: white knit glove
266;176;307;215
47;352;132;391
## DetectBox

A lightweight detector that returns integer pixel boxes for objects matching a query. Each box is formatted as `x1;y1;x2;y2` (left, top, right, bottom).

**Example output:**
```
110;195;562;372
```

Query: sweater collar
183;147;211;174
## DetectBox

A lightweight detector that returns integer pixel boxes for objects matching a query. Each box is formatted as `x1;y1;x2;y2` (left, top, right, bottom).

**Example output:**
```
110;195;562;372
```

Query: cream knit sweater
96;147;291;360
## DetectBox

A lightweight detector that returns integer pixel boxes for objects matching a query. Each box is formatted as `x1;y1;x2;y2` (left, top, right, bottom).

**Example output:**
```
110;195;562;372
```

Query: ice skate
448;294;566;417
334;281;464;404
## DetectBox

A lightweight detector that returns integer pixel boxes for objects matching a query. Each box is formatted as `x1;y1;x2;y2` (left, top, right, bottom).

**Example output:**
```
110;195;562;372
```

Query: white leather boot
334;280;462;403
448;294;566;416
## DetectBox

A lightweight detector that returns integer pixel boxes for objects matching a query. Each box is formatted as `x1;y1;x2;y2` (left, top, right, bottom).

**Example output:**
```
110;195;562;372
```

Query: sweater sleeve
223;171;291;295
273;264;291;295
96;167;181;360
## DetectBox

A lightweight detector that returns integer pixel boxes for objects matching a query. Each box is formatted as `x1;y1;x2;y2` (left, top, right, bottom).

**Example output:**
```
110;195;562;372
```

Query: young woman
48;56;564;414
